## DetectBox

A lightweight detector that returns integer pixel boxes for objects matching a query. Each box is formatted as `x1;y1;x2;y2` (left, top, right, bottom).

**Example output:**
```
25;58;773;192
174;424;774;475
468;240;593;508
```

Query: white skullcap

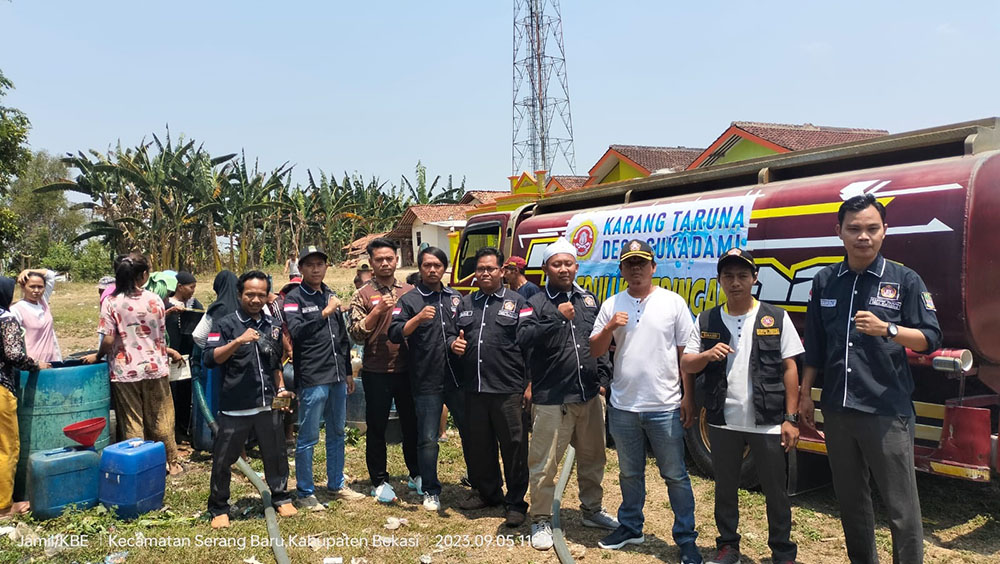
543;238;578;264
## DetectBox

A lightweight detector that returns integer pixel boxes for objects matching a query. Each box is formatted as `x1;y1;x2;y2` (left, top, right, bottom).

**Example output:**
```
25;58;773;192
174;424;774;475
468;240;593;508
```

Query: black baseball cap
620;239;654;262
298;245;328;264
717;248;757;273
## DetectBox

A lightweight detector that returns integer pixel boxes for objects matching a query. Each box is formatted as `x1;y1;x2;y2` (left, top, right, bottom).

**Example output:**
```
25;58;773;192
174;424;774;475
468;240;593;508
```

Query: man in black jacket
204;271;297;529
388;246;468;512
800;194;942;563
517;238;618;550
283;246;365;512
681;249;802;564
447;247;530;526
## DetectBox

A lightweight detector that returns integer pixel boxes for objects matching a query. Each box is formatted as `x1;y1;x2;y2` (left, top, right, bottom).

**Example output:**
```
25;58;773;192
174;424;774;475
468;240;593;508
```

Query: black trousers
208;410;292;516
465;391;529;514
170;379;192;436
824;410;923;564
709;426;796;562
361;370;419;487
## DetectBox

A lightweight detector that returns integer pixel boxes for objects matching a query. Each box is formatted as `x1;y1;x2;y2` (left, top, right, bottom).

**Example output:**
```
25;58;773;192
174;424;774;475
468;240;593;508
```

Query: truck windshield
456;221;502;280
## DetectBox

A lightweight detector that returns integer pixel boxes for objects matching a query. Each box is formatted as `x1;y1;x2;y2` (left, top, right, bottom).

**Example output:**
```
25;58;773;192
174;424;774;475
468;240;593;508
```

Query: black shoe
504;509;526;527
458;494;490;510
598;525;644;550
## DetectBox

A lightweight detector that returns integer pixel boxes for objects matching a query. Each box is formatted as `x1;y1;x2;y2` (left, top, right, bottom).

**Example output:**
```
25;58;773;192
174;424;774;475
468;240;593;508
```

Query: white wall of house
410;219;452;263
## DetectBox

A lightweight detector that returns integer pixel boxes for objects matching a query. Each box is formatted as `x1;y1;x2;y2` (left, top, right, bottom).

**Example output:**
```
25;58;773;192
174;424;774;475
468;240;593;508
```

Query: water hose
192;368;291;564
551;445;576;564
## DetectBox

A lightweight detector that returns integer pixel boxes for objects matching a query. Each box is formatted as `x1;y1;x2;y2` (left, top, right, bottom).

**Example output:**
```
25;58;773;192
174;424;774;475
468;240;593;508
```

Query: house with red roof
387;204;476;266
687;121;889;169
582;145;705;186
545;175;588;192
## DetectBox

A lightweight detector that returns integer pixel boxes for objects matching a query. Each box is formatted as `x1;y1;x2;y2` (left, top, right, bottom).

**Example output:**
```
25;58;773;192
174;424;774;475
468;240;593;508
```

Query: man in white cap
517;238;619;551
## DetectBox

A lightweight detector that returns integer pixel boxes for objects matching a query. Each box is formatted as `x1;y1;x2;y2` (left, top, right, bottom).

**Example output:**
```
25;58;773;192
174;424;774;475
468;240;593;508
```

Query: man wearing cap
283;246;366;511
354;262;373;290
347;237;420;500
800;194;942;563
681;249;802;564
502;256;541;300
590;239;701;561
388;246;470;512
518;238;618;551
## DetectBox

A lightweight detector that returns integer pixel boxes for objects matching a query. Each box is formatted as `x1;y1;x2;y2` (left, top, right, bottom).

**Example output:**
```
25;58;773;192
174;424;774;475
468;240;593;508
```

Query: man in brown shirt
348;237;419;497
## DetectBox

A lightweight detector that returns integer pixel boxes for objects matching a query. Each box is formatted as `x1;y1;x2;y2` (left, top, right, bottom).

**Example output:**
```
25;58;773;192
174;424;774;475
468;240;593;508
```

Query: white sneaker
531;521;554;551
422;493;441;511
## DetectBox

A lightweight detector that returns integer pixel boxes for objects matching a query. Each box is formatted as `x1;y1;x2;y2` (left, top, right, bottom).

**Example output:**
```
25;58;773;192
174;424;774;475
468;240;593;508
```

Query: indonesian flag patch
519;307;534;318
283;303;299;312
392;307;402;316
207;333;221;343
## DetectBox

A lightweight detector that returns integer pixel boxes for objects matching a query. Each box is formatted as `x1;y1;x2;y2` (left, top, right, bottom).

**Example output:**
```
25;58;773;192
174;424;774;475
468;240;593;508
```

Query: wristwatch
783;413;799;424
886;322;899;339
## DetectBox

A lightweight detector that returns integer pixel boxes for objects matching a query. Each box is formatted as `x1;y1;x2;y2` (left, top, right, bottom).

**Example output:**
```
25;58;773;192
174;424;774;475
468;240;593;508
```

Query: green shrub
40;242;75;273
74;240;111;281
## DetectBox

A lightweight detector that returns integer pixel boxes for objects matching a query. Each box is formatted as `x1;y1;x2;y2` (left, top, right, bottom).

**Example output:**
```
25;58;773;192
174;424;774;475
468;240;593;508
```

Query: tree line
1;71;467;277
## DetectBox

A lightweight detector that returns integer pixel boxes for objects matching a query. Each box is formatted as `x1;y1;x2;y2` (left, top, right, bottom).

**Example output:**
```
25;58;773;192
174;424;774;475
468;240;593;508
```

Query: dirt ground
4;267;999;563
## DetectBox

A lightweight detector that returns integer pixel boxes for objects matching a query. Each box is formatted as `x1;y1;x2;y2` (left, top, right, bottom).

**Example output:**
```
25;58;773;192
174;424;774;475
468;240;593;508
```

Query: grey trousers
709;426;796;562
823;409;923;564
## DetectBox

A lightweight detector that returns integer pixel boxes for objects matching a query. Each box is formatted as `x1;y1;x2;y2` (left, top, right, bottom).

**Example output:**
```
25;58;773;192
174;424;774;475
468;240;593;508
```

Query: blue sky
2;1;998;192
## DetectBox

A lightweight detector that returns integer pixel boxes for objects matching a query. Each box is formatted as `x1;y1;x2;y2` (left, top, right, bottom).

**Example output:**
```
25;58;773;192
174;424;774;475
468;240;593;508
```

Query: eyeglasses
475;266;500;274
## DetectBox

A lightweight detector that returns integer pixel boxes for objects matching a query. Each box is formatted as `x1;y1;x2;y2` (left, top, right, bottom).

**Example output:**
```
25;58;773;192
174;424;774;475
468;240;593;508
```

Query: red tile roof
733;121;889;151
610;145;704;173
459;190;505;205
343;231;388;253
408;204;476;223
548;175;588;191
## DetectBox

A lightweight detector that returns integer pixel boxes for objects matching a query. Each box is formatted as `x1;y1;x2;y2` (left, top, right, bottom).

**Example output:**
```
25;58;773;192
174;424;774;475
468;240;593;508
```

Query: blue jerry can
98;439;166;519
27;446;100;520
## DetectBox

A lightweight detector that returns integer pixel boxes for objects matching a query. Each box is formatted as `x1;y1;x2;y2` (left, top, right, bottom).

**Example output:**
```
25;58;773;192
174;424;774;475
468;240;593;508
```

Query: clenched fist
374;293;396;314
415;305;437;324
238;327;261;345
608;311;629;329
557;302;575;320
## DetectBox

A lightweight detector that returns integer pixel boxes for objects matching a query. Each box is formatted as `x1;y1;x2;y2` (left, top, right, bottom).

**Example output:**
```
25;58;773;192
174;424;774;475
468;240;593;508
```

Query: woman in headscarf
10;269;62;364
165;271;204;439
0;277;44;518
97;252;184;475
192;270;239;349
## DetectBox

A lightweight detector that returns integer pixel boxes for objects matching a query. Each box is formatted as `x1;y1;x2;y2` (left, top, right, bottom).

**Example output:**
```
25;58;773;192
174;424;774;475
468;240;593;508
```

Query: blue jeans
295;381;347;497
608;405;698;547
413;384;468;496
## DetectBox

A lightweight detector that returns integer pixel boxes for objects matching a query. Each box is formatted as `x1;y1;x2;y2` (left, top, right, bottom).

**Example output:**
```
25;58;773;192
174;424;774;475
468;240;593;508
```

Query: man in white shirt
681;248;801;564
590;239;702;563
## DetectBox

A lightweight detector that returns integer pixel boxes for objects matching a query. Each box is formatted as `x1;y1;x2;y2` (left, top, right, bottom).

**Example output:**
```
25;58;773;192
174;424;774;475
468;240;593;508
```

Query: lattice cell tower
512;0;576;176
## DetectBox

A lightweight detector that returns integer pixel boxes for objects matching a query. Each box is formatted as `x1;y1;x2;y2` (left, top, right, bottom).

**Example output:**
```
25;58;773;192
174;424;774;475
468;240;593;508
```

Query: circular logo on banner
761;315;775;327
570;221;598;260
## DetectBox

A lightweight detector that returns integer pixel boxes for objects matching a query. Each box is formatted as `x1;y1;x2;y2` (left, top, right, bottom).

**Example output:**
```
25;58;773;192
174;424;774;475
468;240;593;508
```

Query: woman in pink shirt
95;252;184;475
11;269;62;365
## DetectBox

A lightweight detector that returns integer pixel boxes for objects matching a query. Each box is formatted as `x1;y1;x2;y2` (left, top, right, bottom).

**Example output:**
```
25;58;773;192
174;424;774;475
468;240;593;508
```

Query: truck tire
684;375;760;490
